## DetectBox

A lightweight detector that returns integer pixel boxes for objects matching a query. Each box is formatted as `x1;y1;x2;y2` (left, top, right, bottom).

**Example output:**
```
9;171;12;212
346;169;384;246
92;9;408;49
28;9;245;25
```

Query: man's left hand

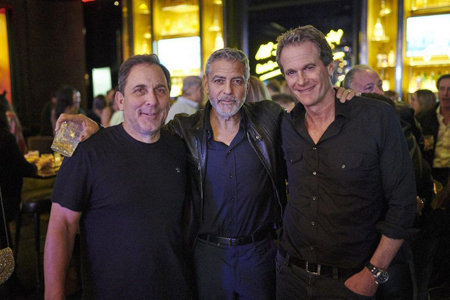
335;87;361;103
344;267;378;297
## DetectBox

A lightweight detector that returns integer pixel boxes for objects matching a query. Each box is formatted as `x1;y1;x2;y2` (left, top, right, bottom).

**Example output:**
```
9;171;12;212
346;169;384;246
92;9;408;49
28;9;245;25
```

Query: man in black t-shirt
44;55;190;299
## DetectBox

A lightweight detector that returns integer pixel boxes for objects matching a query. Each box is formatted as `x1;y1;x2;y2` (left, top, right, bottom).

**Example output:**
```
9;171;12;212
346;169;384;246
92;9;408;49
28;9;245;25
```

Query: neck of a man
122;122;161;144
304;89;336;144
209;108;241;146
440;105;450;125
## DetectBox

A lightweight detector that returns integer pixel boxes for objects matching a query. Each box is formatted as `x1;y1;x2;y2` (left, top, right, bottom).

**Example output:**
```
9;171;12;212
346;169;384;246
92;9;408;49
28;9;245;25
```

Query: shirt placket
225;147;238;236
309;145;319;262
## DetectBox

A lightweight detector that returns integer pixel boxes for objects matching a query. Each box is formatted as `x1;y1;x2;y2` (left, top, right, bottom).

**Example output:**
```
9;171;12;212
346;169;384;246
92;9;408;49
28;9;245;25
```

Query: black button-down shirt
280;97;416;269
200;116;275;237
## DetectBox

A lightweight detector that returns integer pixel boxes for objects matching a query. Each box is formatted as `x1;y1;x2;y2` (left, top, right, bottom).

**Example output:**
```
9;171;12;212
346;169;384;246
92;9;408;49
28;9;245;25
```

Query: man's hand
55;113;100;142
335;87;361;103
344;267;378;296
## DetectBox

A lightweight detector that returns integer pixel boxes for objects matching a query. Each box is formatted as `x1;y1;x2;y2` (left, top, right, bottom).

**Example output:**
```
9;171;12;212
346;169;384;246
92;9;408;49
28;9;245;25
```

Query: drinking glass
51;121;83;157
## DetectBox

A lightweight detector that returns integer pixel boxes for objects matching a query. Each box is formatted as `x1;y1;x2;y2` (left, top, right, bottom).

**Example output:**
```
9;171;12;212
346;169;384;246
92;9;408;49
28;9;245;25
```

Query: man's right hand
55;113;100;142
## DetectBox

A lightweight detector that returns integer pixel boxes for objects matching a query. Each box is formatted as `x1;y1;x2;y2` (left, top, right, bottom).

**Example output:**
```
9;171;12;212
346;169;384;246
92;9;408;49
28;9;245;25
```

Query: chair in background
27;136;54;154
14;177;54;289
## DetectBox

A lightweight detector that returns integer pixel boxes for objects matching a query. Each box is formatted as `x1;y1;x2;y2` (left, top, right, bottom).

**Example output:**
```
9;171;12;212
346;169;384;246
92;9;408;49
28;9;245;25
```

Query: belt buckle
305;261;321;275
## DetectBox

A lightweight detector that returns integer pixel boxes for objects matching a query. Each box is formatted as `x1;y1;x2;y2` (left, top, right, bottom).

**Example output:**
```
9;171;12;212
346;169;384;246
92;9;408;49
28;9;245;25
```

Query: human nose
145;90;158;105
223;81;232;95
374;86;384;95
295;72;307;86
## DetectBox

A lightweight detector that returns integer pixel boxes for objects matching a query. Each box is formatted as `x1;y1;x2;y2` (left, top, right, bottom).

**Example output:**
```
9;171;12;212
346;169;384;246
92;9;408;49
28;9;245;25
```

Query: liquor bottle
388;49;395;66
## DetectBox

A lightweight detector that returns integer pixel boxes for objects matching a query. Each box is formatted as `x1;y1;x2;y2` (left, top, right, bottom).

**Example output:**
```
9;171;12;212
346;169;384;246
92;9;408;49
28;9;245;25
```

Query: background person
51;85;84;133
165;75;203;123
246;75;271;103
272;93;297;112
417;74;450;187
410;89;437;117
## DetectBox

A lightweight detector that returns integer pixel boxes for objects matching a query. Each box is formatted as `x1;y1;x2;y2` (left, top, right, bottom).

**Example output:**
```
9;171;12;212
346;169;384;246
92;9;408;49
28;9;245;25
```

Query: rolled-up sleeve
376;106;417;239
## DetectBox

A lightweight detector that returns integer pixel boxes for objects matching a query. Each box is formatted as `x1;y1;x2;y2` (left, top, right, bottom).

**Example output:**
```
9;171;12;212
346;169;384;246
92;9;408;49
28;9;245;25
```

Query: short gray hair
342;65;374;89
205;48;250;82
182;76;202;96
276;25;333;74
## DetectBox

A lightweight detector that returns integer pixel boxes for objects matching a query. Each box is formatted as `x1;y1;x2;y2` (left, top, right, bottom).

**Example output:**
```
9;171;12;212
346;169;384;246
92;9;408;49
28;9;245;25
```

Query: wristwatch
365;262;389;284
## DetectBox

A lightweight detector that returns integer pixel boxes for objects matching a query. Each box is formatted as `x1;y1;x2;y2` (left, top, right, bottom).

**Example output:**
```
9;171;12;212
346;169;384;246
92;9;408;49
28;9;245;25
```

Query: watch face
376;271;389;284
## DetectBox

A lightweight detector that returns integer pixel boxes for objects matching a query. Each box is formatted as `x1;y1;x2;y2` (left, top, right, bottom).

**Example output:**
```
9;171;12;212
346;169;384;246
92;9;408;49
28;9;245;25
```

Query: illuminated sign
325;29;344;45
255;29;346;81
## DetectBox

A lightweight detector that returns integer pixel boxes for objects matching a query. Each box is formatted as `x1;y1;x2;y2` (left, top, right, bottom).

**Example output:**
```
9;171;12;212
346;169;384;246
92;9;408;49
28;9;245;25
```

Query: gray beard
209;97;245;118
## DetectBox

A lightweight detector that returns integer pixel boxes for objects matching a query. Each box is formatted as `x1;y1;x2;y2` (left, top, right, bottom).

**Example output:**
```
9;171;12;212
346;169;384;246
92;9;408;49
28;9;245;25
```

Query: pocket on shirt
327;152;363;171
285;148;303;165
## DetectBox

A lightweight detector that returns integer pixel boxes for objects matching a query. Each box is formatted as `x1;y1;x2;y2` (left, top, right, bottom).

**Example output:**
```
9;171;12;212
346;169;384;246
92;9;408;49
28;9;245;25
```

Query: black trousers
192;236;276;300
276;251;374;300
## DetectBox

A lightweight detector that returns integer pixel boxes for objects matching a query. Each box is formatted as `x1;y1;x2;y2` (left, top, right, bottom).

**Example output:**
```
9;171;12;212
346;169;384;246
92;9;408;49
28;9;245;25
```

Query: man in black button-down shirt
275;25;416;299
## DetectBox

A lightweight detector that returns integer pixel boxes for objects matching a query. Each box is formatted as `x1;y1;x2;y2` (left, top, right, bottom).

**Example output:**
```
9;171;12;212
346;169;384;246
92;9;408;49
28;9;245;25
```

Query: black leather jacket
166;100;287;252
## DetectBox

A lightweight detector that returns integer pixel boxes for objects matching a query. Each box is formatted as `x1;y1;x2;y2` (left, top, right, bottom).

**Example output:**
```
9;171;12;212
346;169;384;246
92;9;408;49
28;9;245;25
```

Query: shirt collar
205;108;246;140
290;95;351;121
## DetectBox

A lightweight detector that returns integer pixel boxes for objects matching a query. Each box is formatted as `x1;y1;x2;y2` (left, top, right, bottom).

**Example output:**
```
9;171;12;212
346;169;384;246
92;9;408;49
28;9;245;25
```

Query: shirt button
311;221;315;226
229;174;233;178
228;150;231;154
313;171;317;176
230;198;234;202
312;196;317;201
310;246;314;251
313;147;317;150
342;165;346;169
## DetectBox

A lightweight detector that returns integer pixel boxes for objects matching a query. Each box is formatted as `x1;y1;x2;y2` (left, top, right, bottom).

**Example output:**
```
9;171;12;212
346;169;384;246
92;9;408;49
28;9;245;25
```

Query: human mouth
218;97;237;104
298;86;315;93
140;110;160;117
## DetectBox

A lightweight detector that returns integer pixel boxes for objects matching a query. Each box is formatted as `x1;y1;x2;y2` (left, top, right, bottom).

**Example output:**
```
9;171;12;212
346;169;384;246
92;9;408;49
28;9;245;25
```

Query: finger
335;87;344;98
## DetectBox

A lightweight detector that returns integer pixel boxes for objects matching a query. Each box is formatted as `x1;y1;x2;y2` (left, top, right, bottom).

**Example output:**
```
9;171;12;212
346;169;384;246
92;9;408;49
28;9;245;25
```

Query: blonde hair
246;76;271;103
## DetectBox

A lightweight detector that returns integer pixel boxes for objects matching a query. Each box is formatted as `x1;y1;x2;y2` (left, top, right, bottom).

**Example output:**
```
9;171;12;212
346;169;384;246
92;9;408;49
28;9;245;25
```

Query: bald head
343;65;384;95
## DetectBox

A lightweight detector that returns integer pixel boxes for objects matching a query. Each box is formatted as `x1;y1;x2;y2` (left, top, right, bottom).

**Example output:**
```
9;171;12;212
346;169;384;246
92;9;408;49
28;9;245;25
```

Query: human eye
134;87;145;95
364;86;373;92
233;78;244;85
305;65;315;71
155;87;167;95
285;70;296;76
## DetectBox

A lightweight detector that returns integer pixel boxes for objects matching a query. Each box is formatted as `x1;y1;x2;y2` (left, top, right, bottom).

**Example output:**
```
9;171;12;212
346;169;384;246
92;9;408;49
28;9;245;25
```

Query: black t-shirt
52;125;190;299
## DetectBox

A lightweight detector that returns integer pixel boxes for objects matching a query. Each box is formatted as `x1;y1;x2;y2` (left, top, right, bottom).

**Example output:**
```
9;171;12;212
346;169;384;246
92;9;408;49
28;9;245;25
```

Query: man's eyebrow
132;84;147;89
154;83;167;89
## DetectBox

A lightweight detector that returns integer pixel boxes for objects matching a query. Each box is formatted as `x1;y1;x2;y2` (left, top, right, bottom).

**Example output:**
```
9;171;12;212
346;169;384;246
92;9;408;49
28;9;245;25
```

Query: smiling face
350;69;384;95
204;59;248;118
280;41;335;109
117;63;170;143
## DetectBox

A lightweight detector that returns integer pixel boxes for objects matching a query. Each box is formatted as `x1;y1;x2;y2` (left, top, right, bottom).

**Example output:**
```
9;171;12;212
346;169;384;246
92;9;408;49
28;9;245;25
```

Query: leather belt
198;230;269;246
279;246;357;278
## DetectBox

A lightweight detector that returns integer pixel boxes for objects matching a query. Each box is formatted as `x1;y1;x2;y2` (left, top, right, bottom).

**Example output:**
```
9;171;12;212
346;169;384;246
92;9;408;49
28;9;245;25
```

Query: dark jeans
192;236;276;300
276;251;374;300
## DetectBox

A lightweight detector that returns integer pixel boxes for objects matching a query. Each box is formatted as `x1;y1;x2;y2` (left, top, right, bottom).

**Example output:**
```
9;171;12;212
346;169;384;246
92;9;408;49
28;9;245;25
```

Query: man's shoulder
244;100;284;118
347;96;396;115
78;125;122;151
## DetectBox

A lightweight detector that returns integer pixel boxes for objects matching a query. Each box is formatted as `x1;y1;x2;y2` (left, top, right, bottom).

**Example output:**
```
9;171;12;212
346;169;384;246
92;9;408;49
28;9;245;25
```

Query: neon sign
255;29;346;80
